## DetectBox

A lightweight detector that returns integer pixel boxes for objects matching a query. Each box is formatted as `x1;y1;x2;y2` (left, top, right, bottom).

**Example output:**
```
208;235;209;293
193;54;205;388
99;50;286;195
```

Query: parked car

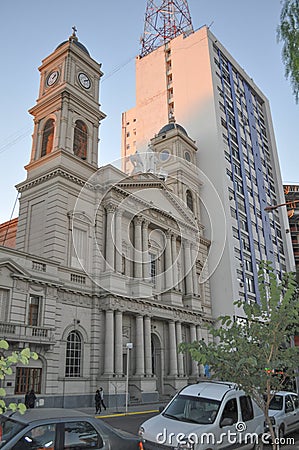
0;408;144;449
139;381;264;450
265;391;299;439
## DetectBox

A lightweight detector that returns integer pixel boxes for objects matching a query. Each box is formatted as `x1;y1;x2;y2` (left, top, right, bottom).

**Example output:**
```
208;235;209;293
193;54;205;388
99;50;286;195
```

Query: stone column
135;315;145;376
196;325;203;342
165;230;173;290
134;216;143;278
104;309;114;375
190;324;198;376
142;220;150;280
184;240;193;294
176;322;184;377
115;210;123;273
91;123;98;165
144;316;152;376
59;92;69;151
105;204;115;271
171;234;178;289
168;321;178;376
114;311;123;376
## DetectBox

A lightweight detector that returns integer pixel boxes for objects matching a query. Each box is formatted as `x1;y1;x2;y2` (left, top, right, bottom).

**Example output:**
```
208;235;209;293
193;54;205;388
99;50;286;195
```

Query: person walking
99;387;106;411
95;390;101;414
25;389;37;408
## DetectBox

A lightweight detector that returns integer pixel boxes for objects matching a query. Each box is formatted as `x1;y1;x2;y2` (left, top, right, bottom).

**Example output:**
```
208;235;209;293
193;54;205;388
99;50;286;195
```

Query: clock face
46;70;59;87
78;72;91;89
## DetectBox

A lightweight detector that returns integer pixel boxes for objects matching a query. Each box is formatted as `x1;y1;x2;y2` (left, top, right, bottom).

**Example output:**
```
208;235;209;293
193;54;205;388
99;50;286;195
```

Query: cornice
97;293;213;325
17;168;87;192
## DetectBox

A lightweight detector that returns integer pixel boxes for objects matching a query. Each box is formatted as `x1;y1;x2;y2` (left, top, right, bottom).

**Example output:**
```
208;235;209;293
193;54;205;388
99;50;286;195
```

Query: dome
158;122;188;137
56;39;90;56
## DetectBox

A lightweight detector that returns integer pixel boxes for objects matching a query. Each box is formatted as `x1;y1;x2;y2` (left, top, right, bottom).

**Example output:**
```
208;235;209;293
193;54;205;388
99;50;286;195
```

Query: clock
46;70;59;87
78;72;91;89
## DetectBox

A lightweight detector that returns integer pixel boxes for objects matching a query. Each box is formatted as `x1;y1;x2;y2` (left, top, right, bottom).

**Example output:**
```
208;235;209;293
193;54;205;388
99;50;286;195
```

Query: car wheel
278;425;285;440
253;440;264;450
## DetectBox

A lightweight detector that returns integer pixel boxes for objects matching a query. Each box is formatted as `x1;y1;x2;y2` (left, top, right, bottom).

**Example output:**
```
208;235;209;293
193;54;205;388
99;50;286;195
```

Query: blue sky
1;0;298;224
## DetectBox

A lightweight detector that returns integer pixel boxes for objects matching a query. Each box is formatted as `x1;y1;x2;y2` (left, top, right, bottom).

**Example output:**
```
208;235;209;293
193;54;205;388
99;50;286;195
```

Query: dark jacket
25;390;36;408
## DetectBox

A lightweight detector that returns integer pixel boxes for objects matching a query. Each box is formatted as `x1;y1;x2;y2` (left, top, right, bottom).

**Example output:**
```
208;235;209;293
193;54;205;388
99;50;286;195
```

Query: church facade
0;32;213;407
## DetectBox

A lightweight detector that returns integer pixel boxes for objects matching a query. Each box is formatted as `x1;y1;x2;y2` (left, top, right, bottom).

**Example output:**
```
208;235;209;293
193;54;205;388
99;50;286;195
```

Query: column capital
182;238;191;247
134;215;143;225
165;228;173;238
143;218;150;228
103;202;116;213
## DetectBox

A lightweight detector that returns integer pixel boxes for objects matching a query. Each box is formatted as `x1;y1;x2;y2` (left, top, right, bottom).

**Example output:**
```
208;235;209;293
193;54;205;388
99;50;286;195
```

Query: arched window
73;120;88;159
65;330;82;377
41;119;54;157
186;190;194;211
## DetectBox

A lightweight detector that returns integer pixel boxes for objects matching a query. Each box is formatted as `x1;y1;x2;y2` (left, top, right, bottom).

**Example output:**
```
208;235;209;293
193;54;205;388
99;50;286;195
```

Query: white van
139;381;265;450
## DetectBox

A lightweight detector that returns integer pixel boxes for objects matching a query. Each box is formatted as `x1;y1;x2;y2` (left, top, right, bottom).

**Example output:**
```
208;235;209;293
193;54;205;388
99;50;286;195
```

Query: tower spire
140;0;193;57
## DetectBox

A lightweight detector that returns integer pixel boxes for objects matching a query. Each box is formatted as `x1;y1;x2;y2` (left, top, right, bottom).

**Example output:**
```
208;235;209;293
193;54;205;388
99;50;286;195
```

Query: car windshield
0;415;26;447
268;395;283;411
163;394;220;424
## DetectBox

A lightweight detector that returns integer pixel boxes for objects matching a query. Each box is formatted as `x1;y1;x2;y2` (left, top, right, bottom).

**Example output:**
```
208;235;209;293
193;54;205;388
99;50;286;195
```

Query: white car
267;391;299;439
139;381;265;449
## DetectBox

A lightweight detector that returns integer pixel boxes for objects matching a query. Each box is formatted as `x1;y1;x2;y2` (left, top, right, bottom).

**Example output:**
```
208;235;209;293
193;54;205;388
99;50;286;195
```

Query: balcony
0;322;55;348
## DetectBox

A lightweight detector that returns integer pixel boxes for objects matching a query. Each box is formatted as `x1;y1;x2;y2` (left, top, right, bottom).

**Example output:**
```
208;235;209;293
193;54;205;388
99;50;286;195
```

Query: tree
277;0;299;103
0;340;38;414
180;262;299;449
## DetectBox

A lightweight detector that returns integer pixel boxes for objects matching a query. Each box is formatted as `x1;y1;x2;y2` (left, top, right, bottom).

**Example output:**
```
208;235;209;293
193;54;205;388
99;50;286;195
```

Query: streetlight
265;199;299;218
125;342;133;414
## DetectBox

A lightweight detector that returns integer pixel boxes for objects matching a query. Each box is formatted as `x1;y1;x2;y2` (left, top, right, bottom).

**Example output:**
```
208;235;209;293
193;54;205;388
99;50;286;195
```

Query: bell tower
15;29;106;262
26;27;105;175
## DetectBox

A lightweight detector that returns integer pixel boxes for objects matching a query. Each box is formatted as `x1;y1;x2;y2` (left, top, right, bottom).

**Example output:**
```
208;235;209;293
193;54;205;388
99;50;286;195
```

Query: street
101;411;299;449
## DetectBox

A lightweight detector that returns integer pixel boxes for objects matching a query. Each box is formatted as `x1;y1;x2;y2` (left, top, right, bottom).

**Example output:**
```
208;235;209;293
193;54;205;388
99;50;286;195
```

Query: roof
56;39;90;56
158;122;188;137
179;381;240;401
6;408;90;424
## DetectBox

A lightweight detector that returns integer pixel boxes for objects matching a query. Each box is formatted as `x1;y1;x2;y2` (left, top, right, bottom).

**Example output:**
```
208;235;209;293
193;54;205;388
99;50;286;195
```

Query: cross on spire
69;25;78;42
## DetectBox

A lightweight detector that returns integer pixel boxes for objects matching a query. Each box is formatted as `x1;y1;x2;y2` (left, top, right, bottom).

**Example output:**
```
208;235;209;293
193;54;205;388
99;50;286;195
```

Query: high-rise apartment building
284;184;299;281
122;24;295;318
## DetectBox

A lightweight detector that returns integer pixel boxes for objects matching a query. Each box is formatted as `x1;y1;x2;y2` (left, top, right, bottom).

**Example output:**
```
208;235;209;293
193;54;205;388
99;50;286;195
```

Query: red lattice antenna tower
140;0;194;57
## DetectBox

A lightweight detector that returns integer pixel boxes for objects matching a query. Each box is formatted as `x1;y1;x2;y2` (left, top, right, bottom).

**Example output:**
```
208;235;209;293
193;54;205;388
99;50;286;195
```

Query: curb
95;409;159;419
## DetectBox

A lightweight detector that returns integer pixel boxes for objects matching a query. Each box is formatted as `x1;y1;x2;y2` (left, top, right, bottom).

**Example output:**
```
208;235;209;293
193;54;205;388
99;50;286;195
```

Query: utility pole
140;0;194;57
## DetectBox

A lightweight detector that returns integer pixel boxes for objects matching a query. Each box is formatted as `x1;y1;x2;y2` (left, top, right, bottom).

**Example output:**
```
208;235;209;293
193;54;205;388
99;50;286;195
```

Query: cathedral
0;31;212;407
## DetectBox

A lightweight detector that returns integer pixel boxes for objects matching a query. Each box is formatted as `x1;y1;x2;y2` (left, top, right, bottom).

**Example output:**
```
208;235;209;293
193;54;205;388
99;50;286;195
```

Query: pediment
114;173;198;232
0;258;30;278
117;172;167;189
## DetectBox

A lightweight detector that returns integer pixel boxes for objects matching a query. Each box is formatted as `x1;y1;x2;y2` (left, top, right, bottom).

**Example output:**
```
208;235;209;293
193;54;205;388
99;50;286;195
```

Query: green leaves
277;0;299;103
180;262;299;449
0;341;38;414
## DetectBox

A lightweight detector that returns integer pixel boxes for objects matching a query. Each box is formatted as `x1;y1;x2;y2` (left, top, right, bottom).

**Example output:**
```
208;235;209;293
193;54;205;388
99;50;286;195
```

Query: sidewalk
77;402;163;418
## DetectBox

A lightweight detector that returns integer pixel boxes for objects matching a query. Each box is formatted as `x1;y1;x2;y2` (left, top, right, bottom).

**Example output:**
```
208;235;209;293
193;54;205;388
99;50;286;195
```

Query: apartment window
244;259;253;272
65;331;82;377
15;367;42;394
0;288;9;321
245;276;255;293
241;236;250;252
28;295;41;326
